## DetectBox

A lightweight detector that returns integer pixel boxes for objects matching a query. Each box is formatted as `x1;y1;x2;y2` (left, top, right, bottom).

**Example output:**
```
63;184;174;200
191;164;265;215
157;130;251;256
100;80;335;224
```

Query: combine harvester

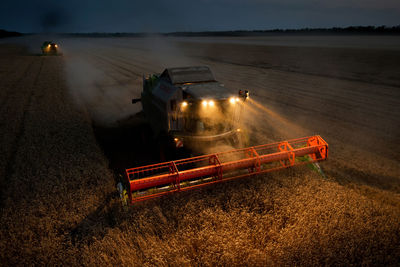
41;41;60;55
119;66;328;204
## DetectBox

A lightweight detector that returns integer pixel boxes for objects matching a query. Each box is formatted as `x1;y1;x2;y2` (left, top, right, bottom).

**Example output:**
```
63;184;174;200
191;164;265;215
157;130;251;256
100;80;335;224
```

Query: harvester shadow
67;191;120;247
67;117;162;247
93;117;159;176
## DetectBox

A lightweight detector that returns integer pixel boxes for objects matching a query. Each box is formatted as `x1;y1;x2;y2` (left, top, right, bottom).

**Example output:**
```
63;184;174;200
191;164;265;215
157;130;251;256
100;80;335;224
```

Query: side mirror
238;90;250;101
244;90;249;99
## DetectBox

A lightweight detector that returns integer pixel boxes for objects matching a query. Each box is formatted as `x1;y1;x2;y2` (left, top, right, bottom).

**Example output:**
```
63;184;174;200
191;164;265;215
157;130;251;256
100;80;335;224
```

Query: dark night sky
1;0;399;33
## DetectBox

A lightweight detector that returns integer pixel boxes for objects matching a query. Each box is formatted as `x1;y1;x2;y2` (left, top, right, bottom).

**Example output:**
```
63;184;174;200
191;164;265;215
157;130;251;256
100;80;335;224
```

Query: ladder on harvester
123;135;328;204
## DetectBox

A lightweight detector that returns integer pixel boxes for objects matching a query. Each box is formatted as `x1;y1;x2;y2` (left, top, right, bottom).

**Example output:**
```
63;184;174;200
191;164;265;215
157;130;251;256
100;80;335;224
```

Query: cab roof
183;82;234;100
157;66;236;100
161;66;216;85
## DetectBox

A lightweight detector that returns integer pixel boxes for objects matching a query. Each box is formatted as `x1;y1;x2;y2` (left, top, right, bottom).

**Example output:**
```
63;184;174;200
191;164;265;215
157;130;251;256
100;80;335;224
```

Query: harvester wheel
157;132;175;162
139;124;153;144
230;131;249;148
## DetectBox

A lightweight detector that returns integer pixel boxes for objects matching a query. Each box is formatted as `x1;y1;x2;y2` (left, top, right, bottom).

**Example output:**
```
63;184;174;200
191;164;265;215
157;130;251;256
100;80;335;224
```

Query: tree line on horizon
0;29;23;38
66;25;400;37
1;25;399;38
166;25;400;37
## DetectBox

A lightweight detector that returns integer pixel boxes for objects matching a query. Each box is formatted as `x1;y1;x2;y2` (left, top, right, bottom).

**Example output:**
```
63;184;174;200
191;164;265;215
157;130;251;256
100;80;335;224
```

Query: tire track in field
253;82;399;120
84;44;158;77
199;55;400;89
0;57;44;210
110;52;159;74
80;52;139;86
83;53;139;88
0;58;35;110
80;40;158;73
66;52;142;123
260;71;400;111
206;56;399;107
206;59;399;128
0;56;24;78
89;53;142;78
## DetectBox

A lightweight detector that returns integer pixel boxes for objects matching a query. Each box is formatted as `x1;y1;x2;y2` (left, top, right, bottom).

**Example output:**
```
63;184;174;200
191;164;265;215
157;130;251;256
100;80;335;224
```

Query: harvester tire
157;132;175;162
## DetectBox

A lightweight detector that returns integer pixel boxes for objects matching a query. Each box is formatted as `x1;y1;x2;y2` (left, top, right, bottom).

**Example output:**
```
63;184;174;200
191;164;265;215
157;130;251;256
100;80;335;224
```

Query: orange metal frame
125;135;328;204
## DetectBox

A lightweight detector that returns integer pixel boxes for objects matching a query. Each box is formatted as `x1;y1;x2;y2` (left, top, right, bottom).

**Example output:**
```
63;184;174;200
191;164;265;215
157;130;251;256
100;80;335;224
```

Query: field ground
0;35;399;265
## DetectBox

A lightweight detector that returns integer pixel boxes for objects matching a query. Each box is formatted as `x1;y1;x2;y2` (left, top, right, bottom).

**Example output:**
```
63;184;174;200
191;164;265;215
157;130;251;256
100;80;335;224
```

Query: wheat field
0;35;399;266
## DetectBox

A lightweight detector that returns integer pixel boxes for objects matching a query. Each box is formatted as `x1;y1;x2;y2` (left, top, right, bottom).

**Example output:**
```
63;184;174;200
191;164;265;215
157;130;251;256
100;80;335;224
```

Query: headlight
229;97;235;104
181;101;188;107
202;100;215;107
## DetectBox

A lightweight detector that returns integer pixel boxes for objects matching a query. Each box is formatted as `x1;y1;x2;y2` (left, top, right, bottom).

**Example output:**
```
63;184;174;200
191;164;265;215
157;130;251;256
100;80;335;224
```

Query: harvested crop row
0;46;115;265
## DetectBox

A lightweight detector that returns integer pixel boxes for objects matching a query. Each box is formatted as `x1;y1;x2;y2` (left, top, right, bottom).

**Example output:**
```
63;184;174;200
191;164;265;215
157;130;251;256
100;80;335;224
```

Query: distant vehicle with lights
41;41;59;55
132;66;249;158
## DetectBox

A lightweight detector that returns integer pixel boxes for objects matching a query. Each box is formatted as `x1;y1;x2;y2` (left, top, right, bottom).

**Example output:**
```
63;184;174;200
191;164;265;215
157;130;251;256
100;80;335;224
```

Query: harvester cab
41;41;59;55
135;66;248;155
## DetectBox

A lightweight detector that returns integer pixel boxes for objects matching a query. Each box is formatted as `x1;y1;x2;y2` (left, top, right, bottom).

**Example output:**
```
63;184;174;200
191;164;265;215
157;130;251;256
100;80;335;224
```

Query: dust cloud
138;35;196;68
62;36;197;126
64;55;141;126
237;97;309;147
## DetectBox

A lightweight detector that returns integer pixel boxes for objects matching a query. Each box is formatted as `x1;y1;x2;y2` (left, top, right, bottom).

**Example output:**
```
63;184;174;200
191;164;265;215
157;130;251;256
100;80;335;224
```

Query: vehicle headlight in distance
202;100;208;107
229;97;236;104
208;100;215;107
181;101;188;108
